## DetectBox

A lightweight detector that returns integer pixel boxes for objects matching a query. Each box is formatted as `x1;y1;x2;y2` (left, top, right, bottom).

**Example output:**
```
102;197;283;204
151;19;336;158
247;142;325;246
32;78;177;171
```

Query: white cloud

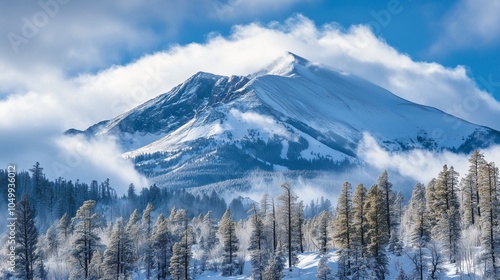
357;132;500;184
213;0;308;20
53;135;149;194
432;0;500;52
1;15;500;192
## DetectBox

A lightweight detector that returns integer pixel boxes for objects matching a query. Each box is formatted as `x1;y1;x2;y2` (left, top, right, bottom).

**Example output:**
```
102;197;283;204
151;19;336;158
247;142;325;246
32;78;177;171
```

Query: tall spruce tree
71;200;102;279
377;171;394;235
433;165;461;263
278;182;297;271
169;211;191;280
478;162;500;277
219;209;239;276
405;183;428;280
316;211;332;255
352;184;367;259
248;206;267;280
333;182;353;275
150;214;172;280
141;203;155;279
365;185;389;280
469;150;486;223
15;195;39;280
102;217;135;280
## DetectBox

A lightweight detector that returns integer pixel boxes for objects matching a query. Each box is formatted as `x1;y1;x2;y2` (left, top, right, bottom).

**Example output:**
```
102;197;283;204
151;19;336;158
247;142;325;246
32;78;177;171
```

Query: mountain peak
258;51;312;77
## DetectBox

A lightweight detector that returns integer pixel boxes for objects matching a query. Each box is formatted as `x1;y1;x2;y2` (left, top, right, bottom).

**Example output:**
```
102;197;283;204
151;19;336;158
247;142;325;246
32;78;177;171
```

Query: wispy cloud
212;0;309;20
357;132;500;184
431;0;500;52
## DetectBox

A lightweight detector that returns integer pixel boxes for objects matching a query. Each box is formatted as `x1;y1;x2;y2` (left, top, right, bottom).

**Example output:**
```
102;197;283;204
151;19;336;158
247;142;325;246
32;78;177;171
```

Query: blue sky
1;0;500;190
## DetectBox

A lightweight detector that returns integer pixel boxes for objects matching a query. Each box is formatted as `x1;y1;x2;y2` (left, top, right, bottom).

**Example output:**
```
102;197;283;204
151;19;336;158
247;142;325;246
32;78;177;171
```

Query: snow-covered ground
192;250;477;280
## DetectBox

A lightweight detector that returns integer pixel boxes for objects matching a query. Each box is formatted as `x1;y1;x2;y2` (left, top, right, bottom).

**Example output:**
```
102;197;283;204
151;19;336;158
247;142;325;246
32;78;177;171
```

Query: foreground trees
15;195;39;280
4;150;500;279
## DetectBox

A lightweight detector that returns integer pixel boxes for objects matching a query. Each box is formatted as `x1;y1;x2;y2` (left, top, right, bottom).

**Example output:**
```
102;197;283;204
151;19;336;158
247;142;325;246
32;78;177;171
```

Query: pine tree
169;212;191;280
316;255;333;280
199;211;218;272
29;162;45;213
468;150;486;223
88;249;103;279
141;203;155;279
278;182;298;271
57;212;69;242
15;195;39;280
433;165;461;263
249;206;267;280
316;211;332;255
169;209;192;280
150;214;172;280
378;170;394;234
262;251;284;280
102;217;135;280
44;224;59;257
404;183;428;280
294;200;305;253
71;200;103;279
478;162;500;277
407;183;429;244
425;178;439;231
365;185;389;279
352;184;367;259
126;209;141;266
219;209;239;276
333;182;353;275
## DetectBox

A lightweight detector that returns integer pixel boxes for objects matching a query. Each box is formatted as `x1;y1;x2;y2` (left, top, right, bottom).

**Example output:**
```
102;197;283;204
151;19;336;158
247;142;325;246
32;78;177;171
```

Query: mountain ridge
67;52;500;188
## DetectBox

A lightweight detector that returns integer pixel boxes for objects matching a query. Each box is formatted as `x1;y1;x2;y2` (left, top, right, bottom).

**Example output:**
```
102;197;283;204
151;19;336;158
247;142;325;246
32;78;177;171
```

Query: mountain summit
69;52;500;188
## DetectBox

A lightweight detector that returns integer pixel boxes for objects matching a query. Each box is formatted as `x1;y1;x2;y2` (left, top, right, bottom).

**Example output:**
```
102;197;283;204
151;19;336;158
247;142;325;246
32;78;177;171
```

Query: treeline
2;150;499;279
0;163;234;232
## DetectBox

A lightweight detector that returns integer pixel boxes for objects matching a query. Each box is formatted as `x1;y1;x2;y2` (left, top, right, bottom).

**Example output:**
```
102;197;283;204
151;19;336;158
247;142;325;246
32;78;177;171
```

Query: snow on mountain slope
68;52;500;189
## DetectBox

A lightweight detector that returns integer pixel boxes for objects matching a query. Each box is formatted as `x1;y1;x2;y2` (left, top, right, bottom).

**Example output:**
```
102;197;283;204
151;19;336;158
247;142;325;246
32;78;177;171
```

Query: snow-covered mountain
68;52;500;188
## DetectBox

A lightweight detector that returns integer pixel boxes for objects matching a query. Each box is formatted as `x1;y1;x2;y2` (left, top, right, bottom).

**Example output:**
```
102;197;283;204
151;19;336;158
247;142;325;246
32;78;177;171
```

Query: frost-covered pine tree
199;211;218;272
377;170;395;235
316;255;333;280
248;206;267;280
126;209;141;264
141;203;155;279
461;174;478;228
43;224;59;258
102;217;135;280
70;200;103;279
57;212;69;242
433;165;461;263
333;182;353;274
218;209;239;276
425;178;439;231
406;183;429;246
169;212;191;280
365;185;389;280
352;184;367;258
88;249;103;279
467;150;486;225
351;183;368;277
277;182;299;271
316;210;332;255
262;251;284;280
404;183;428;280
150;213;172;280
15;195;39;280
478;162;500;277
294;200;305;253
